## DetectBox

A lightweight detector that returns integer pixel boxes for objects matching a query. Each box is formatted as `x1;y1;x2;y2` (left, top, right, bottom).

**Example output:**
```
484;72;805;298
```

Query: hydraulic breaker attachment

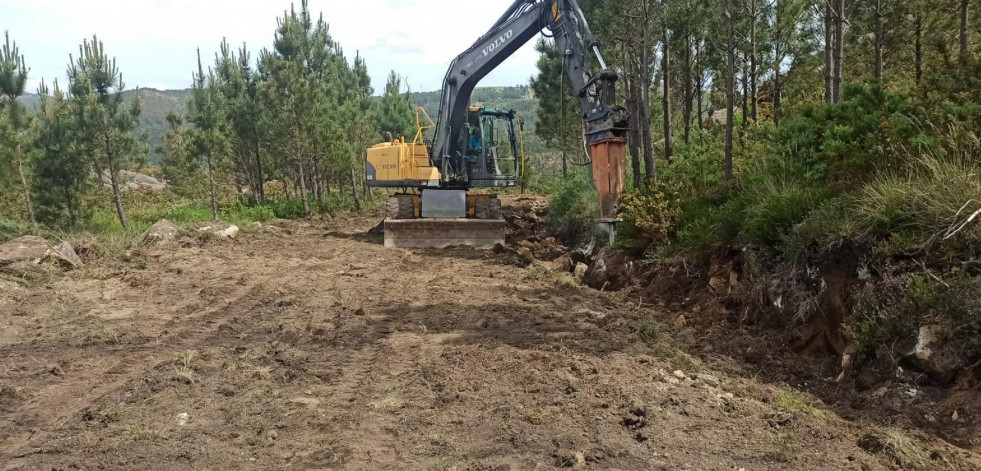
589;137;627;243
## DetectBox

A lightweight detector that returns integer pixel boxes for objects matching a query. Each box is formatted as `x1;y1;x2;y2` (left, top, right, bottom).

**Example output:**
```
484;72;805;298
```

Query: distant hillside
20;88;189;164
16;85;542;163
411;85;539;133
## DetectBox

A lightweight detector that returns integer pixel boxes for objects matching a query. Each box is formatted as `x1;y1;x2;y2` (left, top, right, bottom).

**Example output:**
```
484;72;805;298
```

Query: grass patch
774;390;829;425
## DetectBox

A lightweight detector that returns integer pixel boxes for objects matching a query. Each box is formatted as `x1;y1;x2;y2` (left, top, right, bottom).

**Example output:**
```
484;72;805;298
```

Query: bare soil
1;196;978;470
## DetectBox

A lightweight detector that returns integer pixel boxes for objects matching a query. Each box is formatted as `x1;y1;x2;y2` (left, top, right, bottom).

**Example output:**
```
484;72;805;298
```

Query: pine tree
31;79;89;226
376;71;415;140
0;31;35;224
188;49;231;221
214;40;265;204
258;0;326;216
67;35;147;228
160;111;203;199
529;39;586;178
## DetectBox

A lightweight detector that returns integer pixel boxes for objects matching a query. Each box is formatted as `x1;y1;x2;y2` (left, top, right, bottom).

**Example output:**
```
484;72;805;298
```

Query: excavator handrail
412;106;436;147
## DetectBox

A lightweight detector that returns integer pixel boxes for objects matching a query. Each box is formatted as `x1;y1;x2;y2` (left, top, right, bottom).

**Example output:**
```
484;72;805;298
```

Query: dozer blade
383;218;506;249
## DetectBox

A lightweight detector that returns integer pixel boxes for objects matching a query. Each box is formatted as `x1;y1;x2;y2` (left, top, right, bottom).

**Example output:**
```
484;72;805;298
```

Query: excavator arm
432;0;629;228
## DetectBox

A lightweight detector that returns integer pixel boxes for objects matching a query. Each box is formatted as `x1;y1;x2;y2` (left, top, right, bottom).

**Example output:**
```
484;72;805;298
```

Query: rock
102;170;168;193
695;373;720;388
140;219;181;246
550;256;573;273
53;242;83;267
192;222;240;240
708;276;727;291
573;262;589;281
176;412;189;426
906;324;964;380
580;309;608;325
582;247;634;291
516;247;535;265
672;370;686;380
0;236;83;275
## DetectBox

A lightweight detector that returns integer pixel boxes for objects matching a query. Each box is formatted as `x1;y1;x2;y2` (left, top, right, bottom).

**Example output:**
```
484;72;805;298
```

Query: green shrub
741;181;830;245
544;171;597;245
619;182;681;253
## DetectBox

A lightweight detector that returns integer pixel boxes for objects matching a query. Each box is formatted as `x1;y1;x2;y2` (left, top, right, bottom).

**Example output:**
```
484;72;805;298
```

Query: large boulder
102;170;168;193
0;236;83;275
905;324;965;381
140;219;181;246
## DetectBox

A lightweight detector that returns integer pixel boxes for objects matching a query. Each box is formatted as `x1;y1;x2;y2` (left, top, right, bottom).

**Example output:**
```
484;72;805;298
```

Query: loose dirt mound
1;197;977;470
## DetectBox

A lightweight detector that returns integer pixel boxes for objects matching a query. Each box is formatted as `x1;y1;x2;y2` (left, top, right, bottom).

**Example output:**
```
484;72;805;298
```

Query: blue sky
2;0;540;94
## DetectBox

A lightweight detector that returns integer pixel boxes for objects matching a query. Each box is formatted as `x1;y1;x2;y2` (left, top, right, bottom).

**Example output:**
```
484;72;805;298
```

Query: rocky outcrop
0;236;83;275
102;170;168;193
139;219;182;246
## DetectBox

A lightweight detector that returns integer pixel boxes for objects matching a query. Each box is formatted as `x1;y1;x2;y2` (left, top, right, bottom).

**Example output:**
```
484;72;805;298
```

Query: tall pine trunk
350;168;362;211
696;45;704;130
683;33;693;144
206;154;219;221
108;168;128;228
832;0;845;103
873;0;883;80
14;143;34;224
741;60;749;127
105;135;128;228
824;1;834;103
961;0;971;90
725;0;735;180
626;66;643;190
962;0;971;64
253;126;265;204
641;54;656;181
662;28;673;163
774;0;783;125
915;14;923;85
298;163;310;217
750;0;759;123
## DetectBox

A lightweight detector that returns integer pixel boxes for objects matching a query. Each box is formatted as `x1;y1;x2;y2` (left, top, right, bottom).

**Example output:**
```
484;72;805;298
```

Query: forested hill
20;88;190;163
18;86;536;163
411;85;539;132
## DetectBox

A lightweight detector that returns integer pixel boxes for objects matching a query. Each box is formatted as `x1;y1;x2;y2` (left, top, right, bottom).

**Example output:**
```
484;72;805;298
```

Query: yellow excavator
366;0;629;248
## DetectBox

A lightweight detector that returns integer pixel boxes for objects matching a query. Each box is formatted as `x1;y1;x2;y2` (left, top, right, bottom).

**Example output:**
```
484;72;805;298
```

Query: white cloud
3;0;540;94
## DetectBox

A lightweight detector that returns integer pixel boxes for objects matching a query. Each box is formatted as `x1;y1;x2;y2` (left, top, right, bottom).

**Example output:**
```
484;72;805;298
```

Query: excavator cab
462;106;522;187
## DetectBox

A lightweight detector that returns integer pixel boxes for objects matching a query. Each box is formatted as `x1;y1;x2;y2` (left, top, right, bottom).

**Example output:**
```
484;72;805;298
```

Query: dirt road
1;198;977;470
